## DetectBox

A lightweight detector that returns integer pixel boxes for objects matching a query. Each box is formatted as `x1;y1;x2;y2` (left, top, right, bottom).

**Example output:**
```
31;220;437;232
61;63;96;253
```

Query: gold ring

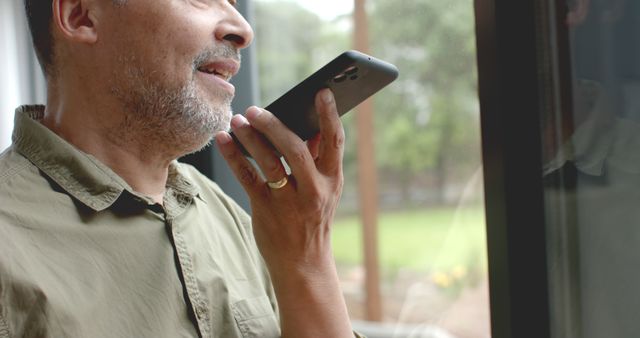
267;176;289;189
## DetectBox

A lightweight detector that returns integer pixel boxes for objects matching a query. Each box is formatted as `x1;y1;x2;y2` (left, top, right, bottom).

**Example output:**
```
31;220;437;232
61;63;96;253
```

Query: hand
215;89;353;337
215;88;344;269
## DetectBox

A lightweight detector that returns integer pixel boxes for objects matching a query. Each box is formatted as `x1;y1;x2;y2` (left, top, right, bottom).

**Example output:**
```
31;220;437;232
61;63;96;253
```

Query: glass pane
253;1;489;337
542;1;640;337
0;1;46;151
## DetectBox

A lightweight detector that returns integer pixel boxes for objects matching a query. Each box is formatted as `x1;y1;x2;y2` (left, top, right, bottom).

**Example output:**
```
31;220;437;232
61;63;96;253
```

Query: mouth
196;60;239;82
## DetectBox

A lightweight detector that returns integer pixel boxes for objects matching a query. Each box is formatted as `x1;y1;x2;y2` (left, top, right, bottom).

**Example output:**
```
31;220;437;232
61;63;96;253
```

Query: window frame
474;1;552;337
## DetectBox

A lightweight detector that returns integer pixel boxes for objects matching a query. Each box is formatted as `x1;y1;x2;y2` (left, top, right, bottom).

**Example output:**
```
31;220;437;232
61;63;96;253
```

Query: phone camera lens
333;73;347;83
345;66;359;75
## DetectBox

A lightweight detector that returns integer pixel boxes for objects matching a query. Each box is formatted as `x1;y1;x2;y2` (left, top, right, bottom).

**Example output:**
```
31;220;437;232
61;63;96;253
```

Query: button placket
195;305;208;320
167;218;211;338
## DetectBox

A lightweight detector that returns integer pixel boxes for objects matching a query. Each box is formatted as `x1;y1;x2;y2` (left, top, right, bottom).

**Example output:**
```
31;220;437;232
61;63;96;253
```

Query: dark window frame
475;1;552;338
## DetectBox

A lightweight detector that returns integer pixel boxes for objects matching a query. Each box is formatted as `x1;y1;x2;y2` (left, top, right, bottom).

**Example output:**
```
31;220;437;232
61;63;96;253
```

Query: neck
42;82;181;205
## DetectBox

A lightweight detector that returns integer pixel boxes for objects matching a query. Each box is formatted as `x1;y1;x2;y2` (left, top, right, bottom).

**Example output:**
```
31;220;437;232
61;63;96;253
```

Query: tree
253;1;350;105
368;0;481;204
253;0;482;207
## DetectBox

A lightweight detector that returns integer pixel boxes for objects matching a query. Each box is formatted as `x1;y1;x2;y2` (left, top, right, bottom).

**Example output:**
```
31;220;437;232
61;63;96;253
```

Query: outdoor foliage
253;1;349;105
254;0;481;209
368;0;481;205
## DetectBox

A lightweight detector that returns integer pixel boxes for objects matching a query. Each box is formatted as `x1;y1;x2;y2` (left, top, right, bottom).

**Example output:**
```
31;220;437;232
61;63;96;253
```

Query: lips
196;59;240;82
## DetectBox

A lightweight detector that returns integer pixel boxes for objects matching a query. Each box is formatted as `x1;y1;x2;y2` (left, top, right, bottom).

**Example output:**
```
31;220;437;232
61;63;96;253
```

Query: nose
216;5;254;50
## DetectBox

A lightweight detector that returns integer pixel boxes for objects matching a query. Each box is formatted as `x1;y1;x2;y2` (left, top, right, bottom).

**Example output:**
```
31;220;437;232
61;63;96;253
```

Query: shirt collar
12;105;199;212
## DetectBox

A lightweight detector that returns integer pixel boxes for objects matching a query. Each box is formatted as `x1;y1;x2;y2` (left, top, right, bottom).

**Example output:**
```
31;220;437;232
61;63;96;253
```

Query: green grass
331;206;487;275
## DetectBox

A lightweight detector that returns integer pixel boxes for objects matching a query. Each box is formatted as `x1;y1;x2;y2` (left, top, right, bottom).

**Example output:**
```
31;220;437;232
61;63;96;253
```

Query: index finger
244;107;317;184
315;89;345;174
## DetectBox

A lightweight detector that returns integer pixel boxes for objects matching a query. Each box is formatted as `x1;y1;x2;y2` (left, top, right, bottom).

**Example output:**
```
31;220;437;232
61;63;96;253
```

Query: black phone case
232;50;399;155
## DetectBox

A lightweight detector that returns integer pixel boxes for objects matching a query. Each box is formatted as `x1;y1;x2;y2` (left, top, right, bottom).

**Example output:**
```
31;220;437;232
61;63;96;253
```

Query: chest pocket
231;296;280;338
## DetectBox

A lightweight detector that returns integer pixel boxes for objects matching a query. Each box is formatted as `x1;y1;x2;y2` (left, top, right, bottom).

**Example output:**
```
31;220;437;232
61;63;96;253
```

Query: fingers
228;112;290;188
307;133;321;161
243;106;316;185
215;131;268;199
315;89;344;174
218;89;343;196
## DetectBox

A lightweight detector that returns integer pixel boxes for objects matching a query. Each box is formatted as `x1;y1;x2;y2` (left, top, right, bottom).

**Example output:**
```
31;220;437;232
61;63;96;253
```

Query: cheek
151;28;211;82
101;6;216;83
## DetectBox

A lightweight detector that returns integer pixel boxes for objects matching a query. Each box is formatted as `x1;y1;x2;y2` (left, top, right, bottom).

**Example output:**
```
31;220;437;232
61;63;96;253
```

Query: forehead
107;0;240;14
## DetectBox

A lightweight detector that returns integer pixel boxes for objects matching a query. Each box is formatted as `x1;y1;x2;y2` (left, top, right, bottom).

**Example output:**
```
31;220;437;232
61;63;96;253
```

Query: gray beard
108;54;235;159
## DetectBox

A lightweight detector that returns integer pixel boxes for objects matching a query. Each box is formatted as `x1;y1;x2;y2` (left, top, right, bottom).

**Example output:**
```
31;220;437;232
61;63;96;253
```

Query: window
0;1;45;151
253;0;489;336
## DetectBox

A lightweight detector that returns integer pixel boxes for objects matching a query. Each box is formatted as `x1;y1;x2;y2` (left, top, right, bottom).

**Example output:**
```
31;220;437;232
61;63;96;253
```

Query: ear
53;0;99;44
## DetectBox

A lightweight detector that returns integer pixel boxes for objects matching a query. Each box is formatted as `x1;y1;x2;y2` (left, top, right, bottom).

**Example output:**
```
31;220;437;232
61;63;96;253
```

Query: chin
189;137;216;155
175;130;215;157
189;109;232;150
209;103;233;132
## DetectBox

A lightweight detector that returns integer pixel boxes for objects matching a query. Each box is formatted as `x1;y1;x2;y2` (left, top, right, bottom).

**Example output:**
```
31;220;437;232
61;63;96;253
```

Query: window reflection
543;1;640;337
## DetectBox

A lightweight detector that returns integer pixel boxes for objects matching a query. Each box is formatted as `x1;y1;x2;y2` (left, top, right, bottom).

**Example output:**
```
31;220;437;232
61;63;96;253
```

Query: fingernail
215;131;232;145
321;89;334;104
231;114;249;129
245;106;263;120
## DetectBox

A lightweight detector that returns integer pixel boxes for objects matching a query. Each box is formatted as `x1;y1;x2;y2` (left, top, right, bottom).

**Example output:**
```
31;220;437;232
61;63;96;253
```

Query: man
0;0;358;337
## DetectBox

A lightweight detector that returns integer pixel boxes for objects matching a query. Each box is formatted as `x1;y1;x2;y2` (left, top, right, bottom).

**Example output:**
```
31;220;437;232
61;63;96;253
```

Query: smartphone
231;50;399;156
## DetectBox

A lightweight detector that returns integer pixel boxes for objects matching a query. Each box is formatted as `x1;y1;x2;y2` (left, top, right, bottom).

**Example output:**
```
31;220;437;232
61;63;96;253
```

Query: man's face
98;0;253;153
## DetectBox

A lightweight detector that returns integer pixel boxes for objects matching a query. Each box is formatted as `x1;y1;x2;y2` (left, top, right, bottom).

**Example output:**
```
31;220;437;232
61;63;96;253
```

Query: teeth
199;66;231;80
198;68;231;81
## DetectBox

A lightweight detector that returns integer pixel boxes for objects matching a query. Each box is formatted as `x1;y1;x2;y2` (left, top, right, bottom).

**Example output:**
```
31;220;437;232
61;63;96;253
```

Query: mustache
193;44;241;69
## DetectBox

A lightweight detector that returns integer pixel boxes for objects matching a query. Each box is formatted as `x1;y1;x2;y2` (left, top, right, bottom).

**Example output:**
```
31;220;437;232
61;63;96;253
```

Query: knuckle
288;144;310;166
265;159;283;177
332;129;345;149
238;166;259;185
307;184;322;200
223;147;241;161
306;184;328;208
306;193;325;214
320;126;345;151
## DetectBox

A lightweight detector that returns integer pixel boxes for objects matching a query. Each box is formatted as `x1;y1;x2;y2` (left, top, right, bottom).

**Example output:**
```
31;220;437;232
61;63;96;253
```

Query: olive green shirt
0;106;281;337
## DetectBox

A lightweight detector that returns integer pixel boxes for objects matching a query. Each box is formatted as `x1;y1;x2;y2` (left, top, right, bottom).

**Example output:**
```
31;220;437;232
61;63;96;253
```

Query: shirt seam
0;311;10;338
13;133;124;211
0;160;32;186
31;160;123;211
233;312;275;324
